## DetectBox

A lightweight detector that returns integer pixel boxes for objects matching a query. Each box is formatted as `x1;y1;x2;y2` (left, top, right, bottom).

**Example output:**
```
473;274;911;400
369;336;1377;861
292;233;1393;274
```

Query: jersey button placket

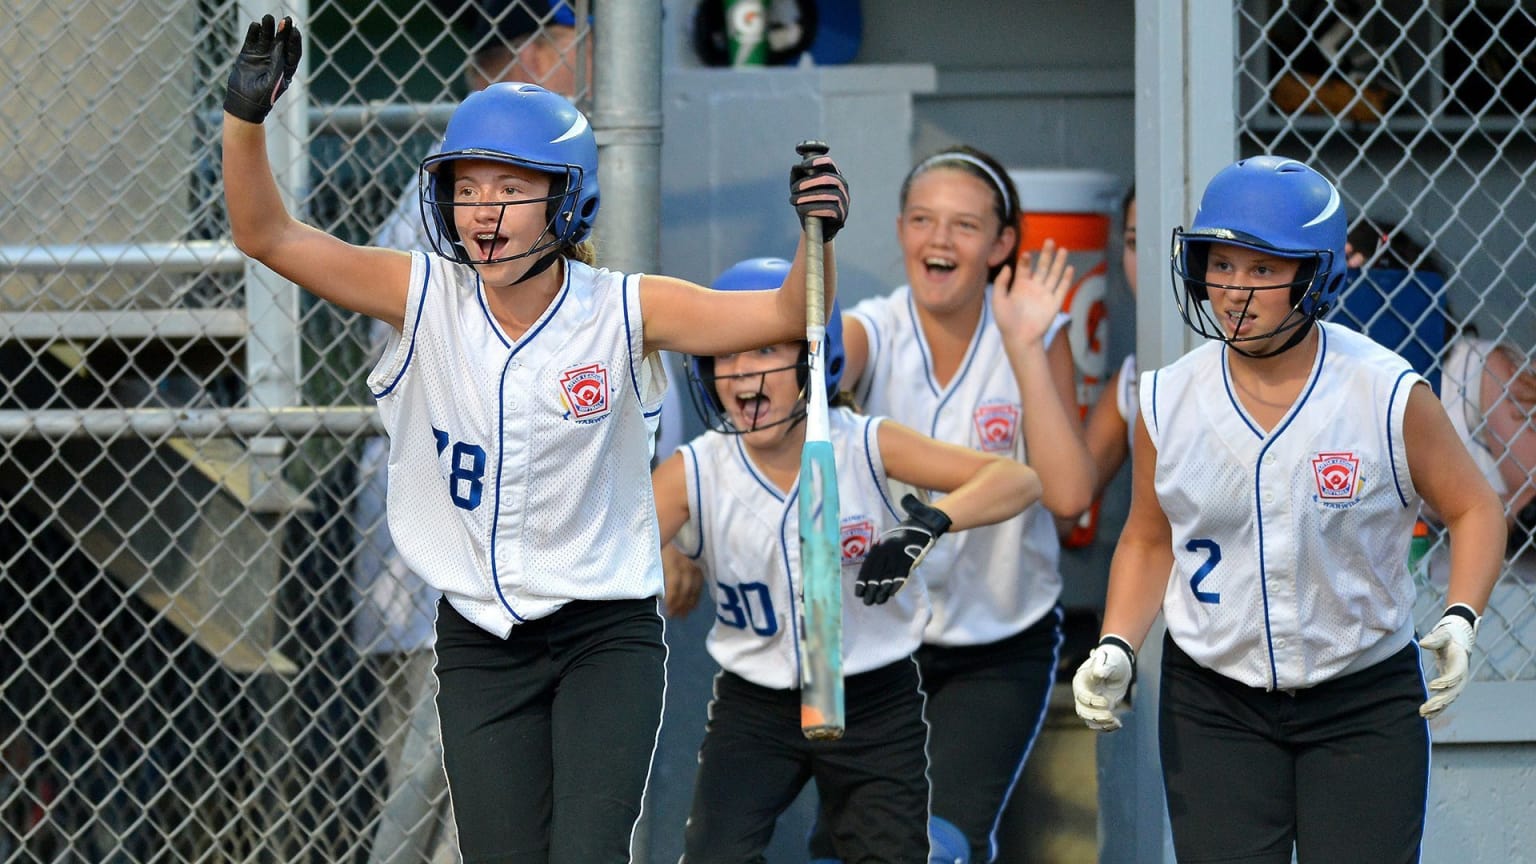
1261;460;1301;687
495;355;531;599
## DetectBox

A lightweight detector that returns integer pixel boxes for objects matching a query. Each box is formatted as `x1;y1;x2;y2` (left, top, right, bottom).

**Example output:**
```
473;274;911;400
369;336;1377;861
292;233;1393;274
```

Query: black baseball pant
1159;633;1429;864
683;658;931;864
433;597;666;864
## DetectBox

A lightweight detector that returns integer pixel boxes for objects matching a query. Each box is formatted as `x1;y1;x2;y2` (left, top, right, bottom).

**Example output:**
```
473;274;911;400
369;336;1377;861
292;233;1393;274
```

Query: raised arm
990;244;1097;519
222;15;412;328
641;150;848;357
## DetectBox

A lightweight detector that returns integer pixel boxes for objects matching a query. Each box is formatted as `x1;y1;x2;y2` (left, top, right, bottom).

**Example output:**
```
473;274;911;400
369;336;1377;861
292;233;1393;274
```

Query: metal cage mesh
1237;0;1536;685
1;1;588;859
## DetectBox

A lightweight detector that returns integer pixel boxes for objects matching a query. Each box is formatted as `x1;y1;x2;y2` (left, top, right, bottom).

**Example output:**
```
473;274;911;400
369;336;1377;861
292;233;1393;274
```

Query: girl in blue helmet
222;17;848;864
653;257;1042;863
1072;156;1505;862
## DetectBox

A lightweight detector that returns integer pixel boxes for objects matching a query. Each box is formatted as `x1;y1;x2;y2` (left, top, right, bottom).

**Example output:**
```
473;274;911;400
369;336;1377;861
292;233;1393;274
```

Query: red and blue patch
559;361;611;423
841;517;875;566
973;400;1020;453
1311;451;1362;507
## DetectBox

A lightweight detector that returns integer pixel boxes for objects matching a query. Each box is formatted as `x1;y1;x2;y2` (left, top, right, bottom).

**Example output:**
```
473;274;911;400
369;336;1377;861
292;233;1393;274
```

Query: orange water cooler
1007;169;1123;547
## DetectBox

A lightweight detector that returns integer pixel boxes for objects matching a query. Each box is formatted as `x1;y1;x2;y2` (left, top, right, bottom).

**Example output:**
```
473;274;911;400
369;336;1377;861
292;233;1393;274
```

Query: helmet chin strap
1228;314;1316;359
513;248;562;286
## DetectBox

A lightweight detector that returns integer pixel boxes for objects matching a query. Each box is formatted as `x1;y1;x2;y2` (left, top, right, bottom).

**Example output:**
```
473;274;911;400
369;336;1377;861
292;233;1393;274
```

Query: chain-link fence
1;1;593;859
1236;0;1536;684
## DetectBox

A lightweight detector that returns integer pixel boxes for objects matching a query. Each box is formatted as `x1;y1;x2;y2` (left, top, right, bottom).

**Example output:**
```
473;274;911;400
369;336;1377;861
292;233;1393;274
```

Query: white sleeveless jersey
1441;335;1507;497
368;253;667;637
1143;322;1423;690
849;286;1064;645
676;408;931;689
371;187;669;461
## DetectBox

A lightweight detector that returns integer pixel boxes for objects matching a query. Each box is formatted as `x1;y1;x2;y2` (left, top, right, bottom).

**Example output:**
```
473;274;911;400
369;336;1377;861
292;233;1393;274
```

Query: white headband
915;152;1014;216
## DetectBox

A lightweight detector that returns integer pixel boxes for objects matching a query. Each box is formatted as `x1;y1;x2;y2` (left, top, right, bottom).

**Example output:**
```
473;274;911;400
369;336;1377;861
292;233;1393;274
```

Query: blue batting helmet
419;82;600;264
686;257;844;434
1170;156;1347;349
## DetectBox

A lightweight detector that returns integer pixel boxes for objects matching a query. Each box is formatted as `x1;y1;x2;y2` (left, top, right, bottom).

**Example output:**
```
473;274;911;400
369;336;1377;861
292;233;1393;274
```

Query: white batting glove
1418;604;1480;719
1073;636;1136;732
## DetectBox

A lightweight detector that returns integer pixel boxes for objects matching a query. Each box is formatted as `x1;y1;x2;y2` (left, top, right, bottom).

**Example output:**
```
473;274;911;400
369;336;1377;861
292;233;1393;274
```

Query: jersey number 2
434;428;486;510
1186;538;1221;604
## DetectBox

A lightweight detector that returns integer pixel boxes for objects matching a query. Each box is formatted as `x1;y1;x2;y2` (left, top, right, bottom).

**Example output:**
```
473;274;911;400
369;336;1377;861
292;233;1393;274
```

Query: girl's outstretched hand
225;14;302;124
990;239;1075;347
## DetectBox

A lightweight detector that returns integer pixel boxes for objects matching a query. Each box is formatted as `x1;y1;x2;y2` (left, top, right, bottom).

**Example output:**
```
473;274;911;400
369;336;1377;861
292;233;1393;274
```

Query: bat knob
796;140;829;159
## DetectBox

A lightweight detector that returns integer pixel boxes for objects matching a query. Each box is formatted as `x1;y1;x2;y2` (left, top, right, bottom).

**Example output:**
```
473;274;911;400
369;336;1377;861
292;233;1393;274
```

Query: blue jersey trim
863;417;900;520
682;443;706;560
922;297;988;439
859;312;882;406
622;272;646;415
1387;369;1417;507
1222;349;1266;440
907;291;942;399
487;266;575;622
474;271;513;350
1252;325;1328;689
372;253;433;399
735;435;786;502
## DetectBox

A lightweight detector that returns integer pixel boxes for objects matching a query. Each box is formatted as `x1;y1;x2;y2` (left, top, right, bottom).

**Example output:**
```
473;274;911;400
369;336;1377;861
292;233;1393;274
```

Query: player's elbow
229;214;283;264
230;226;265;261
1016;466;1045;515
1044;492;1092;523
1041;469;1097;521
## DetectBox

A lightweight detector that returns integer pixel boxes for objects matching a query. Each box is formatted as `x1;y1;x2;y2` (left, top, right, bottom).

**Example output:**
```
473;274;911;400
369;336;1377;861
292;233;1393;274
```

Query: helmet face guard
685;257;845;435
1170;156;1348;356
687;353;815;435
1171;230;1332;353
417;83;599;265
419;153;585;266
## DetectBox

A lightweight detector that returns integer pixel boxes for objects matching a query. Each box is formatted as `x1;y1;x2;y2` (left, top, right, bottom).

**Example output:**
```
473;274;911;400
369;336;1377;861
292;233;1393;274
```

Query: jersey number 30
716;581;778;636
434;428;486;510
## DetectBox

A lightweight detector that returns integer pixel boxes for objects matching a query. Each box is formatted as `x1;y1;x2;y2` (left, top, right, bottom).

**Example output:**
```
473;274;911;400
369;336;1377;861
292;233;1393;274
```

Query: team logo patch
1311;451;1362;507
973;401;1021;453
559;362;611;423
841;517;875;565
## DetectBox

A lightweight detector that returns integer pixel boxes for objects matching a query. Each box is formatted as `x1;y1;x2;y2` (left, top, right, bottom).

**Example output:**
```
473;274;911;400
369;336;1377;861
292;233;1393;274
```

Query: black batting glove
789;149;850;242
856;494;951;606
225;14;302;124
